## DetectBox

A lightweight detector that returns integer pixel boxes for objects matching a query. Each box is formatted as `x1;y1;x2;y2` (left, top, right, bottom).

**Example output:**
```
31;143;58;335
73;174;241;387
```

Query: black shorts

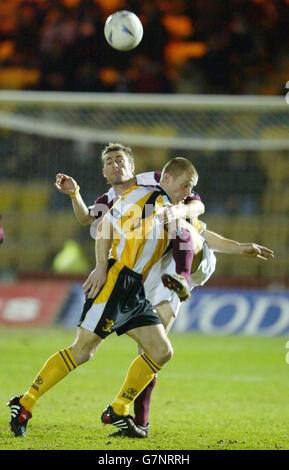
78;259;161;338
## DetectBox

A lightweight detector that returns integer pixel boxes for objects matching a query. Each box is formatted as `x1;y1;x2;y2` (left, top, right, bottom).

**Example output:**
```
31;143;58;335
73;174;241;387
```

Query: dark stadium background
0;0;288;333
0;0;289;453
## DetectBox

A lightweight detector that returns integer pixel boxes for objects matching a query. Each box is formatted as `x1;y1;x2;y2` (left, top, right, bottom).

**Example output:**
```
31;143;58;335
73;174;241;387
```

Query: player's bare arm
203;230;274;261
54;173;94;226
158;200;205;225
83;214;113;298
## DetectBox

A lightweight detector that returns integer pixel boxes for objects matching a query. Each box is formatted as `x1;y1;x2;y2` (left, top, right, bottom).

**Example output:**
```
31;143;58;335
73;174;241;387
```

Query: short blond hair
161;157;198;186
101;142;135;165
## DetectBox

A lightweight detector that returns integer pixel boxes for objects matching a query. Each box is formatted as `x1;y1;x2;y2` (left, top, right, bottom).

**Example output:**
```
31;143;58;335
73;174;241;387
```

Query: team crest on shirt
102;319;115;333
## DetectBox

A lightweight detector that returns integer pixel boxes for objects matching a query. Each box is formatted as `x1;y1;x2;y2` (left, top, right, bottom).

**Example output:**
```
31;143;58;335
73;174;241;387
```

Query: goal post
0;91;288;151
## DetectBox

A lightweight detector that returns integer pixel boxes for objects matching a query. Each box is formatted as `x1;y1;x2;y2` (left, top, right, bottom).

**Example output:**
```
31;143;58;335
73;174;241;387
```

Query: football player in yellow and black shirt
8;156;273;438
8;157;204;438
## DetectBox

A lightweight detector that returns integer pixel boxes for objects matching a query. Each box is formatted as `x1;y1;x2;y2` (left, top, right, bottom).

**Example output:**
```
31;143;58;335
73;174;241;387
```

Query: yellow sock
111;353;162;416
20;348;77;412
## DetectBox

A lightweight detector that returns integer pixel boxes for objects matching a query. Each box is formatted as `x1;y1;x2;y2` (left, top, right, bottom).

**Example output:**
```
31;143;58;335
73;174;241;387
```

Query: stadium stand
0;1;288;285
0;0;288;94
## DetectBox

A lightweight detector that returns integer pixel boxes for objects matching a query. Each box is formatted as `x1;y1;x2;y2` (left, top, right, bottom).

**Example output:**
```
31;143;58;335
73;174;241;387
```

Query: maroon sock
172;227;194;285
134;375;157;427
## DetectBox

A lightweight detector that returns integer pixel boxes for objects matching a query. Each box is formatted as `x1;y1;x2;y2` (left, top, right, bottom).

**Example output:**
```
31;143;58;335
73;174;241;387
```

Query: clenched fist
55;173;78;196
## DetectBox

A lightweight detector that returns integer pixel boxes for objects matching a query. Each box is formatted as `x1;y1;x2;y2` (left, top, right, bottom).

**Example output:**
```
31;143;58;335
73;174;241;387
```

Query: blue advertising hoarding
58;284;289;336
172;288;289;336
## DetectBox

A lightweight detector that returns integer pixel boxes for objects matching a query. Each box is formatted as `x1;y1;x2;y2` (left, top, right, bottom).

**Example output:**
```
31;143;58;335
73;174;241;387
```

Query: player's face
166;172;194;203
102;151;135;185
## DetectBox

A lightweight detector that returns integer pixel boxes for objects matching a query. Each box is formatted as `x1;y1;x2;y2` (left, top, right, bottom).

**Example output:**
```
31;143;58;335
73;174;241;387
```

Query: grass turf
0;326;288;450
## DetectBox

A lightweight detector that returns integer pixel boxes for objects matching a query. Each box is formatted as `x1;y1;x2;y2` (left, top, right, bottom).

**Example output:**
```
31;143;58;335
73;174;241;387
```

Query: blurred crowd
0;0;288;94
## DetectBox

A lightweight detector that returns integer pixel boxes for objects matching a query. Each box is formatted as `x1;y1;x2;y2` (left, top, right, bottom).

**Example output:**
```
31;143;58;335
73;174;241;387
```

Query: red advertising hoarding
0;281;70;326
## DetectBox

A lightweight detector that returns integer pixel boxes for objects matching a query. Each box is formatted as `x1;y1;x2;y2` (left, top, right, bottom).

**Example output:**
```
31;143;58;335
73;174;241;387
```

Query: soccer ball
104;10;143;51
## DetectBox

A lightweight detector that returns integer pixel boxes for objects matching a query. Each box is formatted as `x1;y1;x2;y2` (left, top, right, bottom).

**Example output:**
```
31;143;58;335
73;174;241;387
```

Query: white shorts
144;241;216;318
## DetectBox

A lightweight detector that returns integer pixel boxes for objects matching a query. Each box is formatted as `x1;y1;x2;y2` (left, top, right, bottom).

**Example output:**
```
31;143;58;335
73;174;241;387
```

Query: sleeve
88;194;110;225
153;171;161;183
184;191;202;204
136;171;162;186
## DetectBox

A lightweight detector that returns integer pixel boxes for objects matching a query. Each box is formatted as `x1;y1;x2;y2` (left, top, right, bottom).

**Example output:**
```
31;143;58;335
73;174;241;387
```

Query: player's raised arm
54;173;94;226
158;199;205;225
203;229;274;261
156;161;204;224
184;198;205;218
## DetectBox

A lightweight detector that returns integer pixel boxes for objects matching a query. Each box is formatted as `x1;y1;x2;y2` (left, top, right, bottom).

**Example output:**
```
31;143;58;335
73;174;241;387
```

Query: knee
69;327;102;365
164;344;174;363
70;343;96;366
155;342;174;366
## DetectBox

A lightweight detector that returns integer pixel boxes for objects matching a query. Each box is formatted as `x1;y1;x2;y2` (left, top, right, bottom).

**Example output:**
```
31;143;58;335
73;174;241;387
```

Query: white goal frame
0;90;288;151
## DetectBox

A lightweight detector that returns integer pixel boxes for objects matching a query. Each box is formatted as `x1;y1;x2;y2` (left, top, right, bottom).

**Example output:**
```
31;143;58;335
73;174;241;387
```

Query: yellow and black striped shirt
108;184;205;278
108;185;170;277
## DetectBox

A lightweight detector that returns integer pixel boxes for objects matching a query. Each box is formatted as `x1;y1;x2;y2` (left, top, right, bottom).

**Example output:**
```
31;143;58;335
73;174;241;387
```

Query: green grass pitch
0;326;288;450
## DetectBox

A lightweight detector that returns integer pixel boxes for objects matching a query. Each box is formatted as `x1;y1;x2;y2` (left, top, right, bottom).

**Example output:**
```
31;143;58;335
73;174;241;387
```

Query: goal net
0;91;288;284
